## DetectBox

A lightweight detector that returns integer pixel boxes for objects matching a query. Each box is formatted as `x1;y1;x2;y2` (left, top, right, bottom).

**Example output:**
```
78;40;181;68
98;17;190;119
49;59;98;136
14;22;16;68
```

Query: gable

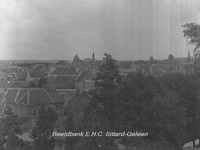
67;67;77;75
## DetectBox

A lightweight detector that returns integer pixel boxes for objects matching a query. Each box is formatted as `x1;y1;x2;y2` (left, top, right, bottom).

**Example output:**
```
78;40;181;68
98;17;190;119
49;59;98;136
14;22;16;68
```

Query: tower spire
188;51;190;59
187;51;191;63
92;48;95;62
92;48;96;75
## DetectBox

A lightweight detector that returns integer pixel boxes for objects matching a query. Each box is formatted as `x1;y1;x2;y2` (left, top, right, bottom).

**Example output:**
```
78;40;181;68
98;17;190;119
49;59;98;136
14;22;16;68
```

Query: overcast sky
0;0;200;60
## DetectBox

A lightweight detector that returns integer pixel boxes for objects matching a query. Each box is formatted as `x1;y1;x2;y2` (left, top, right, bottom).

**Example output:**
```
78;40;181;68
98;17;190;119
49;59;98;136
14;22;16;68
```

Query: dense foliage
182;23;200;58
75;54;200;150
64;112;78;150
0;107;22;150
30;106;58;150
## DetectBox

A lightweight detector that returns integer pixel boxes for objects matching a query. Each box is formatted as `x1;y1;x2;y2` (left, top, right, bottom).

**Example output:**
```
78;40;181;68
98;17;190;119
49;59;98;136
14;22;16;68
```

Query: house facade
2;88;66;130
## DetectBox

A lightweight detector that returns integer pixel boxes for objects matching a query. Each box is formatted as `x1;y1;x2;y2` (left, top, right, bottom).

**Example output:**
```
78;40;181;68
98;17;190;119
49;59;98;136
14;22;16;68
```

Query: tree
77;54;121;150
18;141;33;150
30;106;58;150
168;54;174;61
0;107;22;150
182;23;200;58
5;128;19;150
64;112;77;150
116;73;189;149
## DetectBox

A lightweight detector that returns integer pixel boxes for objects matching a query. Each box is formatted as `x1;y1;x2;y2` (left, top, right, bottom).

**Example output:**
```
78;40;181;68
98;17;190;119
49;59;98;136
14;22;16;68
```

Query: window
60;105;62;111
39;108;41;114
32;119;36;127
56;105;58;111
32;108;36;115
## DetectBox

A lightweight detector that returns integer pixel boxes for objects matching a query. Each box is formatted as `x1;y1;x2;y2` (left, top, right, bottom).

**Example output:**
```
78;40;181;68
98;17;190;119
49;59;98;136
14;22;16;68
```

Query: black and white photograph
1;0;200;149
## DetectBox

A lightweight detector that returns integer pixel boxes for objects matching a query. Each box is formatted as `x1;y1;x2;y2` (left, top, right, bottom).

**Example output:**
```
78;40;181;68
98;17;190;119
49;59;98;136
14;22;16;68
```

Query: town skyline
1;0;200;60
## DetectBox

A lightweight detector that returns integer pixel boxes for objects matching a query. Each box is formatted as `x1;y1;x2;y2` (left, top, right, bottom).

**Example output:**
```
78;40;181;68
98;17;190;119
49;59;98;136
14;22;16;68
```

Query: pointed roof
92;51;95;62
73;54;80;62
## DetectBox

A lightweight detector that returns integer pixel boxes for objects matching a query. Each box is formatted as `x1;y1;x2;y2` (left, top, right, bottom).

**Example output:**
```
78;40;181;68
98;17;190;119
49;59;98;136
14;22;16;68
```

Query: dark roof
16;88;53;105
75;71;89;82
4;88;64;105
53;75;76;84
47;91;65;103
46;76;56;83
66;66;77;75
29;89;53;105
5;89;18;103
60;67;70;75
50;67;63;75
29;71;43;78
118;62;132;69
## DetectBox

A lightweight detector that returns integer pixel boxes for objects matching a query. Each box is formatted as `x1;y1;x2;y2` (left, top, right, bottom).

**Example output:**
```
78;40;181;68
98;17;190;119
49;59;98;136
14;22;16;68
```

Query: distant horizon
0;55;191;63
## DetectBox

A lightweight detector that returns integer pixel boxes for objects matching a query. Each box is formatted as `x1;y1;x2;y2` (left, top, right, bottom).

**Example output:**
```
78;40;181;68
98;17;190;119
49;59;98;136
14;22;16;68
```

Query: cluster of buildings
118;52;195;77
0;53;100;142
0;52;197;145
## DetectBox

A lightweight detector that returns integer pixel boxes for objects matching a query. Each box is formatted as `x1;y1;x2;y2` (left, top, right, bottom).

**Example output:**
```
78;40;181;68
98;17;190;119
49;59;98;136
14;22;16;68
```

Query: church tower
187;51;191;63
73;54;80;63
92;51;95;63
91;51;96;75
